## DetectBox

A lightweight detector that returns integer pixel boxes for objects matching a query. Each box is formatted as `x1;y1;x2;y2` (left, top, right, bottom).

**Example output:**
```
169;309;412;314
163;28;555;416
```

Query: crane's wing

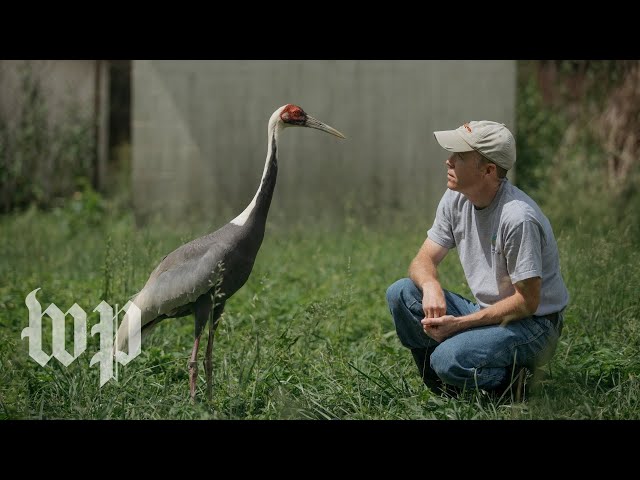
116;225;255;353
115;237;229;353
136;239;231;319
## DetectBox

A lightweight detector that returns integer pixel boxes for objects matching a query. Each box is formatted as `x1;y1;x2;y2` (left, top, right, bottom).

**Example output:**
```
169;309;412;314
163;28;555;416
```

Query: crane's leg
190;295;213;402
204;301;225;401
188;336;201;402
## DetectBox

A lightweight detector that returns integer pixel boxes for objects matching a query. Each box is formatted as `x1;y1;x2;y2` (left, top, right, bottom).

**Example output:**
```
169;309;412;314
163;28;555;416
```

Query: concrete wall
0;60;96;122
132;60;516;225
0;60;109;189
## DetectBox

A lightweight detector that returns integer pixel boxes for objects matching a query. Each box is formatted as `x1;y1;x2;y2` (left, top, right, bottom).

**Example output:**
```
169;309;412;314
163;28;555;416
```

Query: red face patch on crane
281;104;306;125
464;123;472;133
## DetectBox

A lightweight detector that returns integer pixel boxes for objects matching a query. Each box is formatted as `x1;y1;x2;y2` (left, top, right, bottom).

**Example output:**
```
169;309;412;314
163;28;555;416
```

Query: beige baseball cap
433;120;516;170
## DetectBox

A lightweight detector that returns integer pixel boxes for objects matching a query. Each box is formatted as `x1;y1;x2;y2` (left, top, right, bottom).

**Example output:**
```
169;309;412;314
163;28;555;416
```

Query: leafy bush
516;61;640;237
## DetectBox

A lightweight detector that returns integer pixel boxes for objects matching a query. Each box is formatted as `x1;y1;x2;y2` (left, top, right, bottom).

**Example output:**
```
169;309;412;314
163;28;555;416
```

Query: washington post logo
21;288;142;387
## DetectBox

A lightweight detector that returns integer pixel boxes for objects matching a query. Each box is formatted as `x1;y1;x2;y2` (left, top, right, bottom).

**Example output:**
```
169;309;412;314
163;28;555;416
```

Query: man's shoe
410;348;440;391
494;366;528;401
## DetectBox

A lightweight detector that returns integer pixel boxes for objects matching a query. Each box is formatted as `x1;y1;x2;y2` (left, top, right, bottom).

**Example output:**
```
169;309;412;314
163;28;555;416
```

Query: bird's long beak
304;115;346;139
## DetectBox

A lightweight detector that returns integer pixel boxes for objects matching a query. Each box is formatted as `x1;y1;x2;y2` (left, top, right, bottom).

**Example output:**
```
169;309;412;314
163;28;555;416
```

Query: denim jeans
385;278;563;391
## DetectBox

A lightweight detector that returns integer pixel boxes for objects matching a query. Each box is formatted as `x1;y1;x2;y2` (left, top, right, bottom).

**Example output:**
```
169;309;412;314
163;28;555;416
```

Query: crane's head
279;104;346;139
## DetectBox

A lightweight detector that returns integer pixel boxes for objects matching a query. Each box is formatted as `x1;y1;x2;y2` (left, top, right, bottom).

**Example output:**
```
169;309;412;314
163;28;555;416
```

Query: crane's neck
230;115;281;229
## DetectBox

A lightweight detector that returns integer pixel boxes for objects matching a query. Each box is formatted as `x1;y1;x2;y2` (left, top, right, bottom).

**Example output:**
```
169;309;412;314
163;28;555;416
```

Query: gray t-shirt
427;179;569;315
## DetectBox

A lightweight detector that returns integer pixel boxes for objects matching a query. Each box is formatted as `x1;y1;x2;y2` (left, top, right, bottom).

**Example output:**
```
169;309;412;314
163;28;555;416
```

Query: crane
115;104;345;401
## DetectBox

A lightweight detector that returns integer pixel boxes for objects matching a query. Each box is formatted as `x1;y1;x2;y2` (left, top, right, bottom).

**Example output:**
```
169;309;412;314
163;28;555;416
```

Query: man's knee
430;346;468;387
430;345;508;390
386;278;416;309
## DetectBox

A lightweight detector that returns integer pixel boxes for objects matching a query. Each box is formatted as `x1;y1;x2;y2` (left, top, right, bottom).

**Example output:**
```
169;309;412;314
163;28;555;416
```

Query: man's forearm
409;256;441;291
458;291;535;329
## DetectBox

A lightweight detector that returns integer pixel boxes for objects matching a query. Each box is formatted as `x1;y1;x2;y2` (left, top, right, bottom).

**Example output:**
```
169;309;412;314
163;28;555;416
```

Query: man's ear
484;161;496;177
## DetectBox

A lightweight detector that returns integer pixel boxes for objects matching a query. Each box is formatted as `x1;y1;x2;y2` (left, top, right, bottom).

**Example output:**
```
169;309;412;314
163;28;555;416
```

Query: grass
1;194;639;421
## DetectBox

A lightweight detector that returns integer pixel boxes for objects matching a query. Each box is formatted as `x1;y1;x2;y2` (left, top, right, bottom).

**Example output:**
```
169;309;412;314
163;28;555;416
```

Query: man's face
445;151;484;193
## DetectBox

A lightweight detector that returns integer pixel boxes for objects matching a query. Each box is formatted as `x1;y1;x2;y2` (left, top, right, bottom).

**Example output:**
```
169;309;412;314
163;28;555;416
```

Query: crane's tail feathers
113;292;155;359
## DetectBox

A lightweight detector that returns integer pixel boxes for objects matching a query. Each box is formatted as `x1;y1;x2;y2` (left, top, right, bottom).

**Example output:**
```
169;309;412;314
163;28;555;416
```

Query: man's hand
421;282;446;319
420;276;543;343
421;315;459;343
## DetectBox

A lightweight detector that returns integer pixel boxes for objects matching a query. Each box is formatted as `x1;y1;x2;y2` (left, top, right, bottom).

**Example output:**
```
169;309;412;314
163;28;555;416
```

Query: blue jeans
385;278;563;391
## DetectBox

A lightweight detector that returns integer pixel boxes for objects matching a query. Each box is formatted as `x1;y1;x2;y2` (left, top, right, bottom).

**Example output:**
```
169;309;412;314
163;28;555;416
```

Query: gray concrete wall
132;60;516;225
0;60;96;123
0;60;109;190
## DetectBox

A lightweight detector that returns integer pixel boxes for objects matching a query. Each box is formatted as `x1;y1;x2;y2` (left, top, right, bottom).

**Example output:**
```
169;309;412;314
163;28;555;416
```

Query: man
385;120;569;394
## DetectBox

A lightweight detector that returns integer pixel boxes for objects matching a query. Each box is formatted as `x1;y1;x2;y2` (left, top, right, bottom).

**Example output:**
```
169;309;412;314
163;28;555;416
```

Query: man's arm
409;238;449;318
422;276;541;342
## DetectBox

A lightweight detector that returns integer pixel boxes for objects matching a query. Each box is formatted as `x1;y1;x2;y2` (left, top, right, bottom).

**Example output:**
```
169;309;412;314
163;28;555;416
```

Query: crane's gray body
116;135;278;347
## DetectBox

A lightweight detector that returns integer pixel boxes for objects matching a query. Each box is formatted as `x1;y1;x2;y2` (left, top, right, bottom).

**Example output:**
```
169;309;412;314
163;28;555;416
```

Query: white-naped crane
115;104;345;401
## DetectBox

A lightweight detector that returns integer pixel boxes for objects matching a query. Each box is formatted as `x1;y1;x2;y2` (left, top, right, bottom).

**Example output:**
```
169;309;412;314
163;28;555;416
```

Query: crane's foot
189;360;198;403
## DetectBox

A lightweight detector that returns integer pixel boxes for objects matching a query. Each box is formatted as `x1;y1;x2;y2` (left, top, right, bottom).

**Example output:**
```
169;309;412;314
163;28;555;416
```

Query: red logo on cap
464;123;472;133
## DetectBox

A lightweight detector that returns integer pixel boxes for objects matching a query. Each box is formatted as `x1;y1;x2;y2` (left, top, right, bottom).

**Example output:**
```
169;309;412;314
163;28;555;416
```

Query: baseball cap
433;120;516;170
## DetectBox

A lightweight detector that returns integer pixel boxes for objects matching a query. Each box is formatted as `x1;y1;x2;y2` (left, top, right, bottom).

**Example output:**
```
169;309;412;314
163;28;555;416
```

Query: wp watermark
21;288;142;387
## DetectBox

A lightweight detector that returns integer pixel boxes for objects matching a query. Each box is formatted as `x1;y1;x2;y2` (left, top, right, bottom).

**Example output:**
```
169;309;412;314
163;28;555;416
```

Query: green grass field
2;197;639;420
